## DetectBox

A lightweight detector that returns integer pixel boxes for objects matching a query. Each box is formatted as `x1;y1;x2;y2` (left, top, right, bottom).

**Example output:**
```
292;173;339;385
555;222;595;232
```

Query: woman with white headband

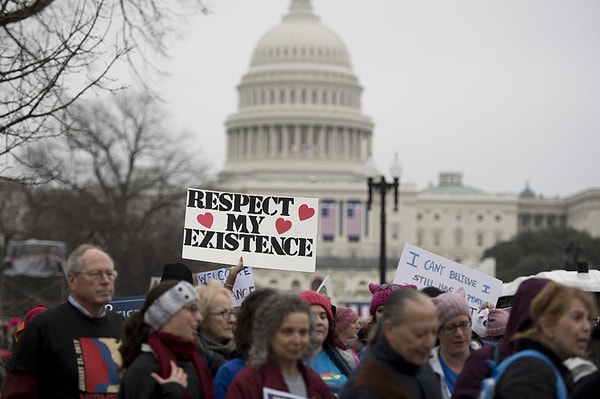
119;280;214;399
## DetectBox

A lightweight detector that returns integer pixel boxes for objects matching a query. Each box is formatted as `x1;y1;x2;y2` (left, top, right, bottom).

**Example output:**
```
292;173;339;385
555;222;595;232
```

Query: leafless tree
1;0;209;181
17;90;209;294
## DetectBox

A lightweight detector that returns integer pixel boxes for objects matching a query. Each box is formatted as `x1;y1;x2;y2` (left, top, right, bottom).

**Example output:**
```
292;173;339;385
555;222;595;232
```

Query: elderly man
341;289;442;399
2;244;124;399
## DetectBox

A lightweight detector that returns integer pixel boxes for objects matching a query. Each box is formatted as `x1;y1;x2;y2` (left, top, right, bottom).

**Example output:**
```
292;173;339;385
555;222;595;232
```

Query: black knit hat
160;262;194;285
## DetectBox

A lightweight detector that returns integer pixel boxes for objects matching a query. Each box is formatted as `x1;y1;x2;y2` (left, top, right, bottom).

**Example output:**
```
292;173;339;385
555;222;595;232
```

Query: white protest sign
393;243;503;313
182;188;319;272
196;267;255;307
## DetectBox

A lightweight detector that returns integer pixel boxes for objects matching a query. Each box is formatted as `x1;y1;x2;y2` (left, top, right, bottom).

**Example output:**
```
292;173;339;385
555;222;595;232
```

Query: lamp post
365;153;402;285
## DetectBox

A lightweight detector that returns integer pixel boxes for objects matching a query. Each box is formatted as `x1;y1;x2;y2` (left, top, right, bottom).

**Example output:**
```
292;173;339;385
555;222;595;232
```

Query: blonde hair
195;280;233;328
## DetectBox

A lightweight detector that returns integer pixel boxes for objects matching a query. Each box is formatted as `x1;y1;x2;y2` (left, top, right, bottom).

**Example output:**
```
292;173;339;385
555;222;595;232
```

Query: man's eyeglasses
440;320;471;334
209;309;236;320
74;270;118;280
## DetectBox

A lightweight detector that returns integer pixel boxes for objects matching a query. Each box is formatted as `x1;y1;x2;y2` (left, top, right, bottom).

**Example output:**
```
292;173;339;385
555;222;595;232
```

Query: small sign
197;266;255;306
263;387;306;399
105;295;145;318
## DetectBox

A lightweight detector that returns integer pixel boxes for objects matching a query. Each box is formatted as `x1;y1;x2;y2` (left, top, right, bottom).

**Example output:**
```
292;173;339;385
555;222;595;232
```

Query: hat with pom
298;290;333;320
145;281;199;331
431;288;471;328
369;283;418;317
485;307;510;337
335;306;359;332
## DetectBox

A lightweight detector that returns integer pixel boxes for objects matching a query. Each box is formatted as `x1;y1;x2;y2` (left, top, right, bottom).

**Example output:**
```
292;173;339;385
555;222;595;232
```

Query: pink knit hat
298;290;333;320
485;307;510;337
335;306;358;332
369;283;417;316
431;288;471;328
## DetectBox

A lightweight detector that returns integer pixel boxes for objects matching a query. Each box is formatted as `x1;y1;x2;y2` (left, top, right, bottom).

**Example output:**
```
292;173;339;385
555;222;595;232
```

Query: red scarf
147;332;214;399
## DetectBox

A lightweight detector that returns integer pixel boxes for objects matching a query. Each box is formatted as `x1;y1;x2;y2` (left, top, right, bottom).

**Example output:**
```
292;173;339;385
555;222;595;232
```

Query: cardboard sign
394;243;503;314
182;188;319;272
197;266;255;306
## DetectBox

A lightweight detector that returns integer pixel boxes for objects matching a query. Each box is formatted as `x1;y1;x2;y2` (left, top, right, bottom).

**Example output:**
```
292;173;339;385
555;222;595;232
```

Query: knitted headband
369;283;418;316
431;288;471;328
298;290;333;320
335;306;358;332
144;281;199;331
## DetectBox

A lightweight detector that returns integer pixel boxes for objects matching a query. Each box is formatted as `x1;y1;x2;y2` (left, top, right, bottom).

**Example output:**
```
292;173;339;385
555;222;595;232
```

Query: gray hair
383;288;433;325
66;244;112;274
368;289;433;345
247;292;316;367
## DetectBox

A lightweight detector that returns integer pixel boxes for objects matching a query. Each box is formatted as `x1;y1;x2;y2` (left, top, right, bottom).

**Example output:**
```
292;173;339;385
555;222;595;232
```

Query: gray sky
158;0;600;198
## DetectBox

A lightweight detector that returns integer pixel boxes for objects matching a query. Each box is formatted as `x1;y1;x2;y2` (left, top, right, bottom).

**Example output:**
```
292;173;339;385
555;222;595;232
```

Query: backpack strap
494;349;567;399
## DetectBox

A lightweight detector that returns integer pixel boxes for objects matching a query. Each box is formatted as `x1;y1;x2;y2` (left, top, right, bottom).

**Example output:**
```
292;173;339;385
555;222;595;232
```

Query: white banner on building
393;243;503;313
182;188;319;272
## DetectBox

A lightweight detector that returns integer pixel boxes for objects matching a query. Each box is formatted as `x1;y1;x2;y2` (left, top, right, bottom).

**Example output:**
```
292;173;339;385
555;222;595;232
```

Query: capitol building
214;0;600;311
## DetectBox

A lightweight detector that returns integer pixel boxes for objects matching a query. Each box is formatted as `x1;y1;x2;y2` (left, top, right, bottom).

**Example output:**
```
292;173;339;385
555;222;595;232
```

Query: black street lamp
365;153;402;285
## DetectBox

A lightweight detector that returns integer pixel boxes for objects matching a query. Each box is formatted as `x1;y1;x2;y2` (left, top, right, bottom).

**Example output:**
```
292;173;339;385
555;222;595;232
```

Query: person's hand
151;360;188;388
224;256;244;289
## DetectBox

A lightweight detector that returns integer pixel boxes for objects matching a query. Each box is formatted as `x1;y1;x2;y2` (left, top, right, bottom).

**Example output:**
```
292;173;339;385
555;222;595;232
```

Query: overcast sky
158;0;600;198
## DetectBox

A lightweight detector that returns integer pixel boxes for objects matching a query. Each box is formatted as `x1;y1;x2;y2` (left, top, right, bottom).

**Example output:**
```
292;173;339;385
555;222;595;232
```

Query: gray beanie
144;281;199;331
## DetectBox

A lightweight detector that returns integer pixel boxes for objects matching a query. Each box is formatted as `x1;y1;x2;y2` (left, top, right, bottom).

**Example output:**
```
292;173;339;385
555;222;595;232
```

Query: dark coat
494;338;573;399
340;331;442;399
451;277;552;399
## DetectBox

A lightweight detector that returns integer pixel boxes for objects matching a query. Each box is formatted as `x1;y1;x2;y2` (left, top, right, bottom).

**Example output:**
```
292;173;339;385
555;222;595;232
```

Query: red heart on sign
298;204;315;221
196;212;213;228
275;218;292;234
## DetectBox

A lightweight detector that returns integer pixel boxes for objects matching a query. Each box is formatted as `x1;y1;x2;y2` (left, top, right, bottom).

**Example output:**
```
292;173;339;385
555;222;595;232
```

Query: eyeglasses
440;320;471;334
209;309;236;320
74;270;118;280
184;303;199;314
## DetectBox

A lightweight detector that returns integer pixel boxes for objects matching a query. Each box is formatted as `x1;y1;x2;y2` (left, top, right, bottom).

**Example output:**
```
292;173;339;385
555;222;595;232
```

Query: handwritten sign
182;188;319;272
197;267;255;306
393;243;502;313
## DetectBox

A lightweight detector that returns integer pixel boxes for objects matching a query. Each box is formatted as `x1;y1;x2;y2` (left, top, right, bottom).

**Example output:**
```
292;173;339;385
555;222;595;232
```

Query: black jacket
340;331;442;399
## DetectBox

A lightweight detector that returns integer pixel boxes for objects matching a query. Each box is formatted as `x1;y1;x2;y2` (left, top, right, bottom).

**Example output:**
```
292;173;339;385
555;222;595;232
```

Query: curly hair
118;280;178;372
234;288;279;358
247;293;316;368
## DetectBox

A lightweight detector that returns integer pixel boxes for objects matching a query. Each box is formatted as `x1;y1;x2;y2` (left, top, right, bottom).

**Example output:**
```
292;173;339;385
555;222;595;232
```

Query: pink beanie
369;283;417;316
485;307;510;337
298;290;333;320
335;306;358;332
431;288;470;328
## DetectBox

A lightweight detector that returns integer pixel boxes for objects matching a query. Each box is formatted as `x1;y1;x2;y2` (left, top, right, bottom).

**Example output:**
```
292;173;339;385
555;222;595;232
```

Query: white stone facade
215;0;600;313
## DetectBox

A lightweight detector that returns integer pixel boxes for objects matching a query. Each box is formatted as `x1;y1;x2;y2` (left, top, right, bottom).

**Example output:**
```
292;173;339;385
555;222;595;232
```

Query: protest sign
263;387;305;399
393;243;503;313
183;188;319;272
197;266;255;306
105;295;145;318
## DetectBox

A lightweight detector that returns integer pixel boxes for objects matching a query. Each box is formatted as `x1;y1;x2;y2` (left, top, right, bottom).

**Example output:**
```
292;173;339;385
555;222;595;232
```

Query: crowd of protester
1;242;600;398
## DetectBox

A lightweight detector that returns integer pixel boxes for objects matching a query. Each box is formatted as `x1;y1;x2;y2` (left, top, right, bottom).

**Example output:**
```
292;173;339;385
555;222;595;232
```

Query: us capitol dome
219;0;373;191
